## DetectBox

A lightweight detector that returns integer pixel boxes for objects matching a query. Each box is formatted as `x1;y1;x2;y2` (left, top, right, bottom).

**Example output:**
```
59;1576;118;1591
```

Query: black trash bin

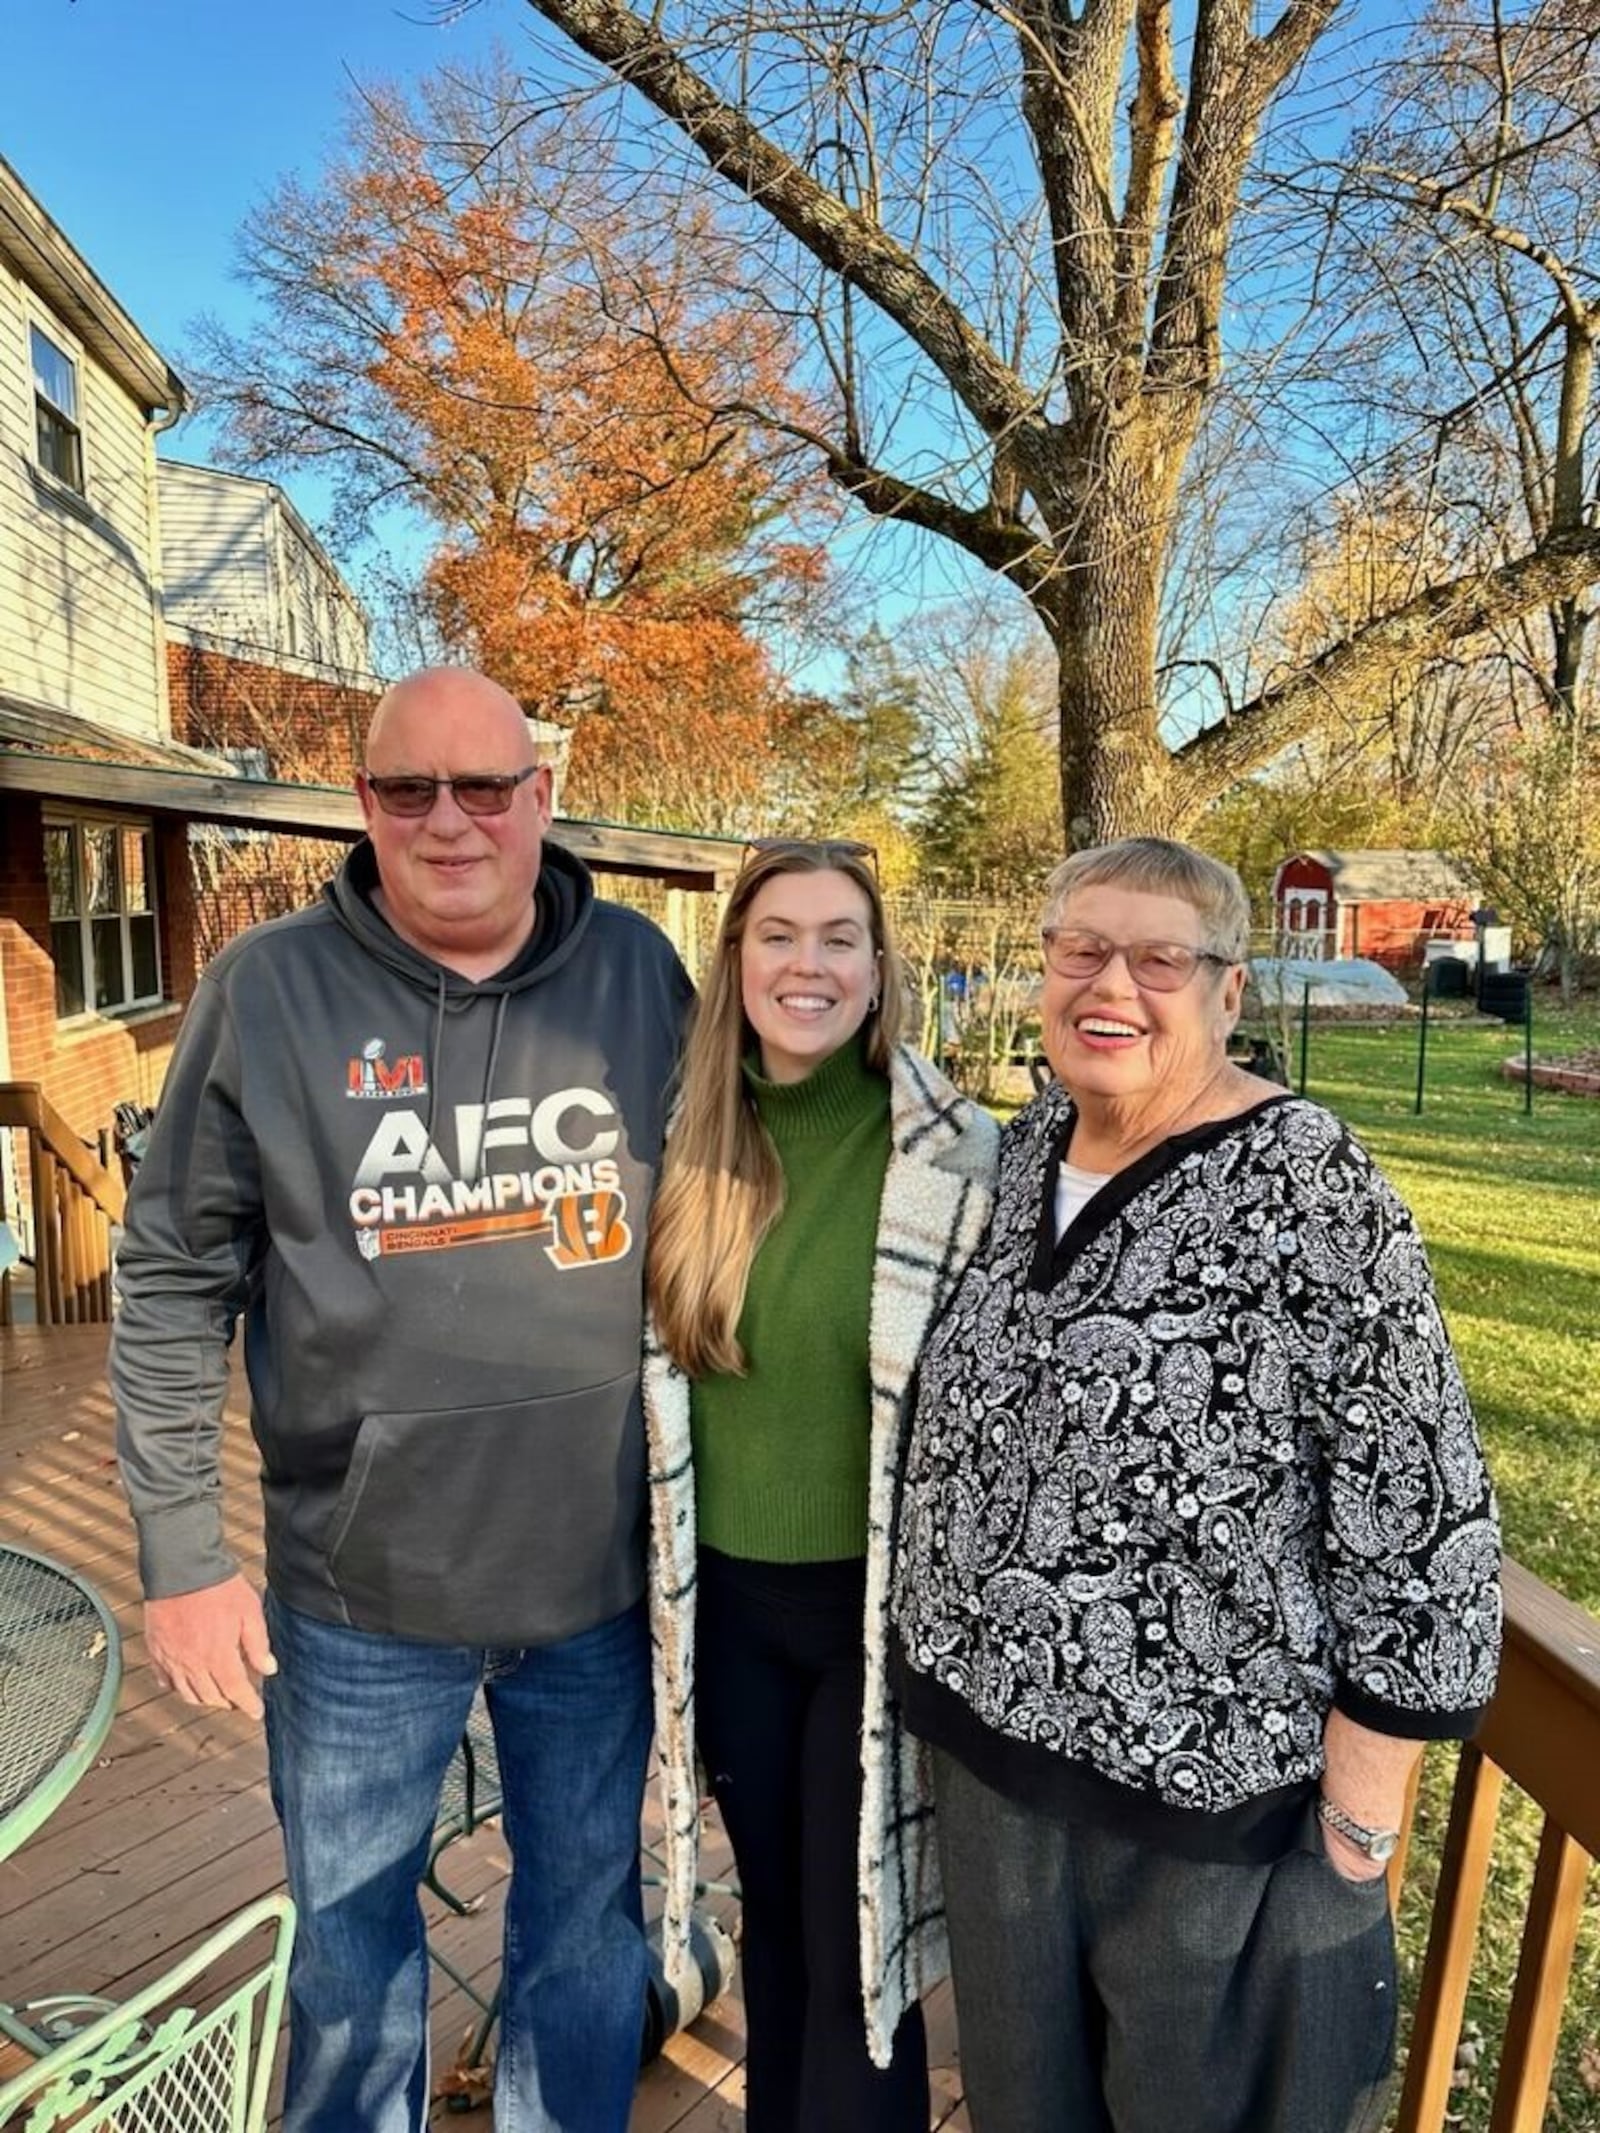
1478;970;1531;1025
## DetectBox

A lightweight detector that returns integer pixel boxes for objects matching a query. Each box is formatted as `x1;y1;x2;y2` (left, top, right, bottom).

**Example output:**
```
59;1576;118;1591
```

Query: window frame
44;812;163;1021
25;305;88;499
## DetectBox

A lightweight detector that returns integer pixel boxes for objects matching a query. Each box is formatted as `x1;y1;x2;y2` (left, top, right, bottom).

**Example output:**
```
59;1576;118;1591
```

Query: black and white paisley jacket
892;1085;1501;1843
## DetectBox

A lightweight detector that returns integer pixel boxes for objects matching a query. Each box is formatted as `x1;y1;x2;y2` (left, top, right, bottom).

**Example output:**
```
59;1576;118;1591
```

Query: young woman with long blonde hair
643;841;998;2131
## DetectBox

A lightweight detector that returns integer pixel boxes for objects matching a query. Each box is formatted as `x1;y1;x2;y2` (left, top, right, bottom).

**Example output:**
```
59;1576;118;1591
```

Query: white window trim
23;297;89;501
44;810;163;1022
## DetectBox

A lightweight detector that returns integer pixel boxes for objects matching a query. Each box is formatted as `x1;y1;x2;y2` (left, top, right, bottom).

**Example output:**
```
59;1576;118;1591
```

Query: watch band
1316;1793;1400;1863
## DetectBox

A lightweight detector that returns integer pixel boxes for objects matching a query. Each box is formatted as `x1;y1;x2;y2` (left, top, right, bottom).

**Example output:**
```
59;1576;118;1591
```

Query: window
30;322;84;494
45;818;161;1017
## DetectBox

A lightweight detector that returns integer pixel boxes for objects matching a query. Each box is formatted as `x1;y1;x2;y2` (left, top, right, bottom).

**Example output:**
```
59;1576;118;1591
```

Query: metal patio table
0;1541;297;2130
0;1541;121;1864
0;1540;122;2056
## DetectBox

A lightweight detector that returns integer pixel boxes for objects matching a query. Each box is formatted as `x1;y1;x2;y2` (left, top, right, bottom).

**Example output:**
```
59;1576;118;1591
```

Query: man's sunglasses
362;767;539;818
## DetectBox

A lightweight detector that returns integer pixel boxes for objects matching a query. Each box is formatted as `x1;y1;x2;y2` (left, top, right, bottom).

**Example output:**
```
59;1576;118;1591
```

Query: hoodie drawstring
480;994;510;1181
423;974;512;1181
425;967;448;1153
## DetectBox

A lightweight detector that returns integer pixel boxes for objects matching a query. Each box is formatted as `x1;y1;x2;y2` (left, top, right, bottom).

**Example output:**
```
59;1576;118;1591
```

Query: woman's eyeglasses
363;768;538;818
1041;928;1233;991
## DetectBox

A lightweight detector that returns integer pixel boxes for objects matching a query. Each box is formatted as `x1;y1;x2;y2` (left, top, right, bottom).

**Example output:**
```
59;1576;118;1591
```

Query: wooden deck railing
0;1083;125;1325
1395;1556;1599;2132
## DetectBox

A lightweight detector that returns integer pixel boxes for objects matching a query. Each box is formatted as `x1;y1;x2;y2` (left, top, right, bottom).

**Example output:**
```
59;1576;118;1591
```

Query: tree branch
1116;0;1181;340
1006;0;1130;393
1167;528;1600;816
1148;0;1340;398
1355;160;1598;331
823;449;1056;595
518;0;1039;446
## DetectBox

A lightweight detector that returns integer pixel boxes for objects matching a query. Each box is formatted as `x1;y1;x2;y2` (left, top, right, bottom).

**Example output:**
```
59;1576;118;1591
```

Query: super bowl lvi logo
347;1038;428;1098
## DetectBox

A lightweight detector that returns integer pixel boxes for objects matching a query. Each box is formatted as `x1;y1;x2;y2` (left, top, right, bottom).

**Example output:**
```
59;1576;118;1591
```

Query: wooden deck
0;1323;967;2128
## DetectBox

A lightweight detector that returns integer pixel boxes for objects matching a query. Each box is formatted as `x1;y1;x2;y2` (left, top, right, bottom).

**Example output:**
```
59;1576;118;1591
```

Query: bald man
112;668;693;2133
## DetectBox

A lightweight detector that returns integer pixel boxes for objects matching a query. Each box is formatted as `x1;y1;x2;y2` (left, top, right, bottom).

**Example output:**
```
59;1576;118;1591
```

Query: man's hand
145;1575;277;1720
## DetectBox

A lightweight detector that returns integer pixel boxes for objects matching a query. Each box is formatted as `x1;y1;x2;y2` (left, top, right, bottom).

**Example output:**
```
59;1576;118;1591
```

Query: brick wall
166;640;372;979
1;794;193;1147
166;641;377;784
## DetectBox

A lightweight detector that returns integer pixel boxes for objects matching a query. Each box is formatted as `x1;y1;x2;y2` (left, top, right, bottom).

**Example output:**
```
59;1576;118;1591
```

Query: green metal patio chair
0;1892;294;2133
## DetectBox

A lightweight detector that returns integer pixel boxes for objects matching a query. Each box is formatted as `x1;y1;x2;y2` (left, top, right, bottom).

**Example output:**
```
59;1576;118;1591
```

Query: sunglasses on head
362;767;538;818
740;836;880;879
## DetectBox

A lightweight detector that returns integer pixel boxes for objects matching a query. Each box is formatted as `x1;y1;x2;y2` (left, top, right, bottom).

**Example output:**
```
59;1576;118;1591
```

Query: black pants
695;1548;928;2133
933;1748;1397;2133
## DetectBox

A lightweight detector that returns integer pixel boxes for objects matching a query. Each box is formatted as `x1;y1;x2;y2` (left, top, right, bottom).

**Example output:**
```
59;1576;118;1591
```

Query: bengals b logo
545;1189;633;1269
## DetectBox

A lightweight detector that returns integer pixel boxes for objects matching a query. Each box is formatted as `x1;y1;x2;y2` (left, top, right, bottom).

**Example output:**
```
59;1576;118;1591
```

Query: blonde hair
649;842;904;1378
1041;837;1253;962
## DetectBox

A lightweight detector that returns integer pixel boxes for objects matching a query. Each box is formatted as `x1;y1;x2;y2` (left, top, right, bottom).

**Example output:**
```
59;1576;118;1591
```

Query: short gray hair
1041;838;1253;962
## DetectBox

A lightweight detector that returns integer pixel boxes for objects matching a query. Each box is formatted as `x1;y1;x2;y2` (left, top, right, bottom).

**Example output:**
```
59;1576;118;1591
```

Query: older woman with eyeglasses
891;837;1502;2133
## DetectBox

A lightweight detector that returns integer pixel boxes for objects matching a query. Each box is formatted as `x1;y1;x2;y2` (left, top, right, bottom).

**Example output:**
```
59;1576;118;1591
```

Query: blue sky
0;0;1002;677
2;0;523;362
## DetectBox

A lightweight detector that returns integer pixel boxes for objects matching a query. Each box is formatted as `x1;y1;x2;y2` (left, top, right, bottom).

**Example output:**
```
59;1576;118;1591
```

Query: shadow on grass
1428;1236;1600;1330
1388;1145;1600;1198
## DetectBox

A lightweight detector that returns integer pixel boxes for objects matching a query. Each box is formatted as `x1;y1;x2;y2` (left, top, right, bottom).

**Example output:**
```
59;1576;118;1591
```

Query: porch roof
0;736;745;892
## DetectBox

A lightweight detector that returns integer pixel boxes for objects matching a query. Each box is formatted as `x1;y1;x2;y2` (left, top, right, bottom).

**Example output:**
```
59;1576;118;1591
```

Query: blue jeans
263;1592;652;2133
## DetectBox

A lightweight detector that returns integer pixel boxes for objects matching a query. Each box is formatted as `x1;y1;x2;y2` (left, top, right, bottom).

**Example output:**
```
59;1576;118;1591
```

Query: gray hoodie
112;838;692;1647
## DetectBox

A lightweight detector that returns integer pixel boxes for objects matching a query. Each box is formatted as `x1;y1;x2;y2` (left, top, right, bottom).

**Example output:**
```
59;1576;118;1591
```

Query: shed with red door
1269;850;1477;970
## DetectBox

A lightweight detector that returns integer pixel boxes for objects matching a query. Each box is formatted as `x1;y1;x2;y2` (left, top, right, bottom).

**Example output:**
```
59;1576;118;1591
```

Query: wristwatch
1317;1794;1400;1864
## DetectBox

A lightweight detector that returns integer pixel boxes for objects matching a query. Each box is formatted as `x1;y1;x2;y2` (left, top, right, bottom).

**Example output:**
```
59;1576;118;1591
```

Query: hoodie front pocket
327;1372;645;1647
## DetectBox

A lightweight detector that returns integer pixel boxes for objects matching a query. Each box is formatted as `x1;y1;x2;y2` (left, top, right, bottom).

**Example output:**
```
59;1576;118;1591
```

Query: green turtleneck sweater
690;1037;892;1562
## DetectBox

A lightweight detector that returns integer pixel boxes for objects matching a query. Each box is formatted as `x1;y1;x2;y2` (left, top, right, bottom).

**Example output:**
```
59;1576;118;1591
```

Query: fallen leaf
433;2028;494;2111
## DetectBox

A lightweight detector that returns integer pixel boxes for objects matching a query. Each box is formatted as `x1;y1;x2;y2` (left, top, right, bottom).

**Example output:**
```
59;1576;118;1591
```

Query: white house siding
159;463;371;675
276;503;370;672
0;262;165;735
157;462;275;643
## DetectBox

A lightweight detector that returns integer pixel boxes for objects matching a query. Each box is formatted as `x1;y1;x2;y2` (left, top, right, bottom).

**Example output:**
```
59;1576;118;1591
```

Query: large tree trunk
1050;524;1176;845
1043;412;1198;846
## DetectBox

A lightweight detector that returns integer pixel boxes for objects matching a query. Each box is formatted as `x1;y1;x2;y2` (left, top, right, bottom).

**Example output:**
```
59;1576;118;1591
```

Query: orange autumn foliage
200;56;834;827
429;535;819;829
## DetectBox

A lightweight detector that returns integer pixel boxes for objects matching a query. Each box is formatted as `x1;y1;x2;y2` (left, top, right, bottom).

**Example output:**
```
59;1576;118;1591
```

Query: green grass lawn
1296;1000;1600;1612
1273;996;1600;2130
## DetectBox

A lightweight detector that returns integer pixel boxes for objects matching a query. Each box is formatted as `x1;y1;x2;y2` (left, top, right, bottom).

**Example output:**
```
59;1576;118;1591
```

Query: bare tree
501;0;1600;842
1458;723;1600;994
890;889;1043;1103
1300;0;1600;980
